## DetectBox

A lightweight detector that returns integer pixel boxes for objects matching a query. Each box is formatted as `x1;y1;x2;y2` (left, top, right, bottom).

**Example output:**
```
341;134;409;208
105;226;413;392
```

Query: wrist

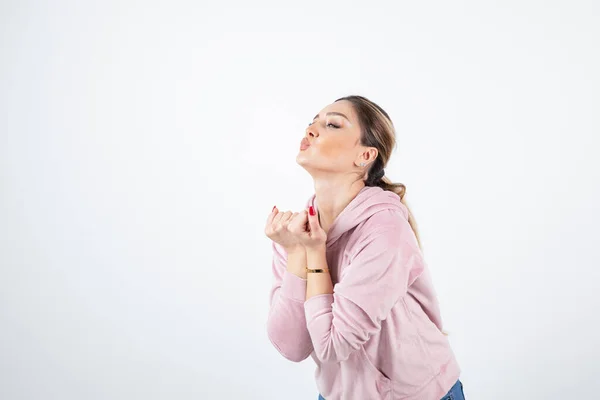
284;245;305;255
305;244;326;256
285;246;308;279
306;245;327;266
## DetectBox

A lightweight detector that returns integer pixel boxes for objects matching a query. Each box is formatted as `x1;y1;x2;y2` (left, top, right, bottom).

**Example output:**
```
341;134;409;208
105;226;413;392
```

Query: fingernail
272;205;276;212
309;206;315;216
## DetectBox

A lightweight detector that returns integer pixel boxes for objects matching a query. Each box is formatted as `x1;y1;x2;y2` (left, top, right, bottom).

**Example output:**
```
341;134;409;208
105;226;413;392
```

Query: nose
306;124;318;138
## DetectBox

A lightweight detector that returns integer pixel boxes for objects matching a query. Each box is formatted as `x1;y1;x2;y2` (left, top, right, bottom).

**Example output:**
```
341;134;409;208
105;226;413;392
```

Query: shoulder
351;208;419;254
361;208;410;236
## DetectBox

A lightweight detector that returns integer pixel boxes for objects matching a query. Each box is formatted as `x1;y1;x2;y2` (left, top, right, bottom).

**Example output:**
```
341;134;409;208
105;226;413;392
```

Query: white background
1;1;599;399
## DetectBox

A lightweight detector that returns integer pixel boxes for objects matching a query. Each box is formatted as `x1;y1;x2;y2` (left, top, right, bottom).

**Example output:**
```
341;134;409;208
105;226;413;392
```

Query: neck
313;177;365;235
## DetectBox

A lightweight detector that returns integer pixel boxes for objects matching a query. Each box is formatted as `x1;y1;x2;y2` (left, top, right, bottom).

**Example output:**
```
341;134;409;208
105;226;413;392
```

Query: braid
365;158;385;187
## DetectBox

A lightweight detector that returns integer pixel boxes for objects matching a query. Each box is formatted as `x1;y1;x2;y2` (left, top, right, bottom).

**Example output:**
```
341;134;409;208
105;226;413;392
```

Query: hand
287;206;327;250
265;206;305;251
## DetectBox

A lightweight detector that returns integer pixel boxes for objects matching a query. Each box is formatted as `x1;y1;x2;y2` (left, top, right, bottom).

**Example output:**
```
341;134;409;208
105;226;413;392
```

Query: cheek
316;138;352;159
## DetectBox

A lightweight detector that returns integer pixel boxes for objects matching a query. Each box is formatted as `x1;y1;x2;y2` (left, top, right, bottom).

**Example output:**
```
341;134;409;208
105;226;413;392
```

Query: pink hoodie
267;186;460;400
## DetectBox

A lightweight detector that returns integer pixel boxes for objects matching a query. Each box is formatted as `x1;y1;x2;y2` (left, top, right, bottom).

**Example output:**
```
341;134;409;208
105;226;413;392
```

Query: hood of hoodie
307;185;408;248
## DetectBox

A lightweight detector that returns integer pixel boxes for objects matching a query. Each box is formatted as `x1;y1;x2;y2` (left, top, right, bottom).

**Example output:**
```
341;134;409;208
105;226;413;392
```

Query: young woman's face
296;100;363;174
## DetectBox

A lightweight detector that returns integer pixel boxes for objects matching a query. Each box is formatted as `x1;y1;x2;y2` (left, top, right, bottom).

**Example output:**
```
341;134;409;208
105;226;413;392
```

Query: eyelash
308;121;340;129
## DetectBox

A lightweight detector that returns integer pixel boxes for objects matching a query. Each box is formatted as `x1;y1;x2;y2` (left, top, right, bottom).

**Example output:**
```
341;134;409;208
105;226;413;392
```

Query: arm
266;242;314;362
306;244;333;300
303;225;424;364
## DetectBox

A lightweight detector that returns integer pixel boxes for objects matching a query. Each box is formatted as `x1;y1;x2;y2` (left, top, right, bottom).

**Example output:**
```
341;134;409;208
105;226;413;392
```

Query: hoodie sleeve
266;241;314;362
303;223;424;363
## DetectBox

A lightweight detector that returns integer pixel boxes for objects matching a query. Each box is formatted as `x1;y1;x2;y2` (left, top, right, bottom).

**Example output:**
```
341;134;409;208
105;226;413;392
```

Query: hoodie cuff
279;270;307;302
304;293;334;325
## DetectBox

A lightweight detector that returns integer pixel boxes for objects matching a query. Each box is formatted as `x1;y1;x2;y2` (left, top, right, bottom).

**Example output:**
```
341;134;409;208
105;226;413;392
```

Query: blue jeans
318;379;465;400
441;380;465;400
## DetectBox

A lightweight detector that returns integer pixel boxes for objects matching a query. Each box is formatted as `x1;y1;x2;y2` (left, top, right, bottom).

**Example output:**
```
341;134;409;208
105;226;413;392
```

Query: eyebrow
313;112;351;122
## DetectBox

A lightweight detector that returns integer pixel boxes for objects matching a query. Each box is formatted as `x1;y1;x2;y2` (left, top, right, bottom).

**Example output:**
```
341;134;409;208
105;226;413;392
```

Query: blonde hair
336;95;422;250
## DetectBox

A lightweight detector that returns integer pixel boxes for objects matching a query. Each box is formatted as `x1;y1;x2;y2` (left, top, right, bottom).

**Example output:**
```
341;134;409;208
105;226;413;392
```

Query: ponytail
378;177;422;251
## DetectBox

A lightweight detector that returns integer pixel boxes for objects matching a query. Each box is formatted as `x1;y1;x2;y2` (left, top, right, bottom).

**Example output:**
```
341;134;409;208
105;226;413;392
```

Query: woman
265;95;465;400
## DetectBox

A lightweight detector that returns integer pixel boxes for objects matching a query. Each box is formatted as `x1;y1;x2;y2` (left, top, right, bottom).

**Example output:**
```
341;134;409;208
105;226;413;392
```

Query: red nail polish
309;206;315;216
272;205;276;212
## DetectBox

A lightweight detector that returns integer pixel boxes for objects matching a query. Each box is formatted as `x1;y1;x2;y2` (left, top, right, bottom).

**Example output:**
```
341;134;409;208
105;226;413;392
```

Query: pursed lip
300;138;311;150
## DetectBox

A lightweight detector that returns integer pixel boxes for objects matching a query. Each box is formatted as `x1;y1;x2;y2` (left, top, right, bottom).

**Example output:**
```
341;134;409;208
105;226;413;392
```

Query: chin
296;154;310;168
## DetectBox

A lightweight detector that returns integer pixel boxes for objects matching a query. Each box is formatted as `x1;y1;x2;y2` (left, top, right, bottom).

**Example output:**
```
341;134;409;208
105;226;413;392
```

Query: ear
355;147;378;167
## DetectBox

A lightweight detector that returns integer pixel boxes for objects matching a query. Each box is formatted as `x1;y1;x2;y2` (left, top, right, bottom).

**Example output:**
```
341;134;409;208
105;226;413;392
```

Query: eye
307;120;340;128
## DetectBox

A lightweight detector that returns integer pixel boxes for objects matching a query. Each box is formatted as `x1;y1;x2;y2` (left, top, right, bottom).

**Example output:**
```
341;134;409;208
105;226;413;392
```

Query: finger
290;212;298;224
266;206;279;225
287;212;304;231
279;211;293;227
299;210;309;231
307;206;320;232
272;211;284;225
282;211;293;221
274;211;293;230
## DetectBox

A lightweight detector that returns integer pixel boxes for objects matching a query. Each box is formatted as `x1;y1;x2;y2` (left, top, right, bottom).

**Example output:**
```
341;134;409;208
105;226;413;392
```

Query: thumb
307;206;320;232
